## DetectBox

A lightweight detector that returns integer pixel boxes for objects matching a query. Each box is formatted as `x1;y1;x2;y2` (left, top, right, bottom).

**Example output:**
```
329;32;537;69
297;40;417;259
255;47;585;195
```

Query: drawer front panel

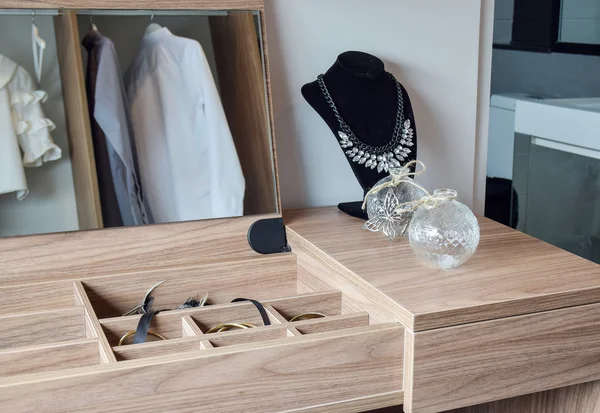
405;302;600;413
0;324;404;413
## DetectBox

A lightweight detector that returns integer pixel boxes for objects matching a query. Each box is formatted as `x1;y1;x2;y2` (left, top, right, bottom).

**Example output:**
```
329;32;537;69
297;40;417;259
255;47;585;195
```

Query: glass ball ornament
408;189;480;269
364;167;428;240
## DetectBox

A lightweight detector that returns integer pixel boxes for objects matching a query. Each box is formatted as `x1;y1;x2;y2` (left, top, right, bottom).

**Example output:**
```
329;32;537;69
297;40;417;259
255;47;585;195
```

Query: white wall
475;0;495;214
561;0;600;44
0;15;79;237
266;0;491;212
491;49;600;98
494;0;513;44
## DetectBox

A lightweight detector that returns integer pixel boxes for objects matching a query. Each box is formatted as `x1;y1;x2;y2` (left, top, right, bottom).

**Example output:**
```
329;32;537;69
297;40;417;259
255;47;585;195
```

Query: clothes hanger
89;13;98;32
31;11;46;85
145;12;163;36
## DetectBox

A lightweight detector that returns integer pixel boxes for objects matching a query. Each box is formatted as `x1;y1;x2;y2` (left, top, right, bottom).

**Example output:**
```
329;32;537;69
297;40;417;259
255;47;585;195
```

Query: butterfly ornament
364;190;412;241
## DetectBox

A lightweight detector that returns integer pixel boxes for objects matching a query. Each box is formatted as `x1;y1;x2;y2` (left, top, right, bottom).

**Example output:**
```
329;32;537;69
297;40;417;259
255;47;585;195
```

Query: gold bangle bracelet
206;323;256;334
289;312;327;322
118;330;167;346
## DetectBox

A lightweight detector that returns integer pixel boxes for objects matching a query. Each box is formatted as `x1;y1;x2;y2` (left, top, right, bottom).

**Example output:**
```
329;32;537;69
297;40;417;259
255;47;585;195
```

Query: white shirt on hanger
125;28;245;223
0;54;61;200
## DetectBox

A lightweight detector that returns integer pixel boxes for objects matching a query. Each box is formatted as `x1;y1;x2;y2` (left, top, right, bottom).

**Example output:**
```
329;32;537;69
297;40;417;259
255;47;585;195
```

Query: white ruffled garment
0;54;61;200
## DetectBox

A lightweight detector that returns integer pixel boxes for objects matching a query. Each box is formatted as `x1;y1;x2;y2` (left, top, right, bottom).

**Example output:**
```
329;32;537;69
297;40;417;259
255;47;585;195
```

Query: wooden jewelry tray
0;230;404;413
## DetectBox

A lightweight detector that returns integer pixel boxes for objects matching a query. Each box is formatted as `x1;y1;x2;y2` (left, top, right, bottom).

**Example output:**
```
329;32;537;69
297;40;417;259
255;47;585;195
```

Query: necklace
317;72;414;174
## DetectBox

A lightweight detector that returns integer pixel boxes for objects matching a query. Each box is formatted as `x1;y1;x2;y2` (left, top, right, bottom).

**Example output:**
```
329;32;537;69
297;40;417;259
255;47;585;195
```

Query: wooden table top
285;207;600;331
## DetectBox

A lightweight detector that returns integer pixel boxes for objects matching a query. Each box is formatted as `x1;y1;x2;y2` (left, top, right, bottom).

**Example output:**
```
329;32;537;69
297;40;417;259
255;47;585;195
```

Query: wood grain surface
403;330;415;413
289;392;404;413
0;307;86;350
0;281;74;316
210;11;278;215
264;304;303;335
0;214;276;284
0;0;263;9
445;380;600;413
286;207;600;331
265;290;342;320
258;8;282;213
293;312;369;335
82;253;297;318
4;206;598;412
99;291;342;344
264;304;288;324
244;309;370;338
209;325;287;346
74;282;117;363
113;312;372;361
199;313;369;343
291;231;412;325
0;324;404;413
405;301;600;412
181;315;204;337
54;11;103;230
113;337;202;361
102;304;266;344
0;340;99;378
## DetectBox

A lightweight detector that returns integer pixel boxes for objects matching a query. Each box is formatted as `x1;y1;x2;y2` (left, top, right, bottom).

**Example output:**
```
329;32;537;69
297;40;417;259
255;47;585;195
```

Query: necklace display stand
302;51;417;219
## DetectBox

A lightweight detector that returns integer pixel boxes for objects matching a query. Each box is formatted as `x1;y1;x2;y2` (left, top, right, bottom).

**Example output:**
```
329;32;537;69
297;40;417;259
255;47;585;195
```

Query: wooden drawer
404;302;600;413
286;212;600;413
0;252;404;413
295;241;600;413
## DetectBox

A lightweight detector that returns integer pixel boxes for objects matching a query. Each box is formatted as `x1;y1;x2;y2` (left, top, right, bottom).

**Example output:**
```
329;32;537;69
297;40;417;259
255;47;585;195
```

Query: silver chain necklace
317;72;414;174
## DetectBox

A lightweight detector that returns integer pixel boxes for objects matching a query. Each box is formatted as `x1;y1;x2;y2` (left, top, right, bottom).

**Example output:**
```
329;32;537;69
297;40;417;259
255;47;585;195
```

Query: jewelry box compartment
0;251;405;413
103;290;371;358
0;282;100;378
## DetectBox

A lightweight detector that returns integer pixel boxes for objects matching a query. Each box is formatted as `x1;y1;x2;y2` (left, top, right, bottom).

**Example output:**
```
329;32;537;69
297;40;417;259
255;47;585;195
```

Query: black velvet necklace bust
302;51;417;219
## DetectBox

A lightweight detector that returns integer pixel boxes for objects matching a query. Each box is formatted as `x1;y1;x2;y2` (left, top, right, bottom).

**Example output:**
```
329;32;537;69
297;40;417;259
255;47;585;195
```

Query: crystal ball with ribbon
363;164;428;241
408;188;480;268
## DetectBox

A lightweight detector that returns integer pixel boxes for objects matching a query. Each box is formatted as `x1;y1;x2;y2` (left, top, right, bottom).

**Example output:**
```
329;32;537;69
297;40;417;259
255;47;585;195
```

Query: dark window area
511;0;560;49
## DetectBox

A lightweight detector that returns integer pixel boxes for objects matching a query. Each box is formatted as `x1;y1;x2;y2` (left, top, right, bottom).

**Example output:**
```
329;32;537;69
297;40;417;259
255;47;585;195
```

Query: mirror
560;0;600;45
0;8;277;238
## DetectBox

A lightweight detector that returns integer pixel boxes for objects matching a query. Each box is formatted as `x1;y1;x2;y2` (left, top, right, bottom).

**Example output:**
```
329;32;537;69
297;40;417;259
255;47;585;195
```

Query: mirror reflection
0;9;277;238
560;0;600;45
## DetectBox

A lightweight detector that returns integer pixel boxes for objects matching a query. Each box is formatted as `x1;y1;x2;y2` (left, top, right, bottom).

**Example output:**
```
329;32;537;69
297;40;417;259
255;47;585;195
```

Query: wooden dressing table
286;207;600;413
1;1;600;412
1;206;599;412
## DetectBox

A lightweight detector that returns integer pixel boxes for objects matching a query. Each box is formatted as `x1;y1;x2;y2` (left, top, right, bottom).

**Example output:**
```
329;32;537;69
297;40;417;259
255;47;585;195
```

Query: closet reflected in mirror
0;8;277;238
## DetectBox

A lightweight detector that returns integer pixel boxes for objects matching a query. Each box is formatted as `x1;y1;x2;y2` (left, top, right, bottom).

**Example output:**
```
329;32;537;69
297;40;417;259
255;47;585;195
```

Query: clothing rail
0;10;60;16
77;10;232;16
0;10;233;17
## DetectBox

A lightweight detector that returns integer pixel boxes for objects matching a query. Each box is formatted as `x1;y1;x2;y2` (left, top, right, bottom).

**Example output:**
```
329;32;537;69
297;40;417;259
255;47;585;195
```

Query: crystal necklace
317;72;414;174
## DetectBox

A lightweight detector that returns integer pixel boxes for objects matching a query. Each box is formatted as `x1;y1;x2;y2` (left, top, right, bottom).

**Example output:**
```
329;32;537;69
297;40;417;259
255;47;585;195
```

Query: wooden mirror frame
0;0;280;231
